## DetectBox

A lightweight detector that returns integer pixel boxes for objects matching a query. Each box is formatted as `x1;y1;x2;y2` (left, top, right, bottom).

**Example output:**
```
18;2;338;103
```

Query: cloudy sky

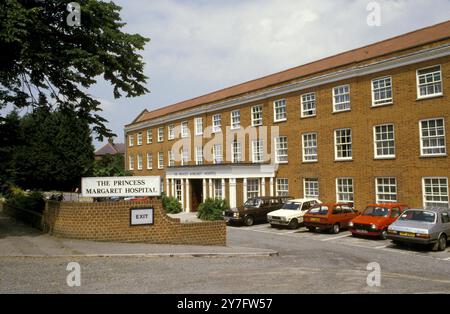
92;0;450;148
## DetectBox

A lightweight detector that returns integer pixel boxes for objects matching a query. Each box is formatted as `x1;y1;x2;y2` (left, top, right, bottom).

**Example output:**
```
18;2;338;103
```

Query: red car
303;203;359;234
349;203;409;240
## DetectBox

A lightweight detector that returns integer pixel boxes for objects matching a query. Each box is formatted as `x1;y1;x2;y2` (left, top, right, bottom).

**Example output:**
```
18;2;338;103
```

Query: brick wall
42;199;226;246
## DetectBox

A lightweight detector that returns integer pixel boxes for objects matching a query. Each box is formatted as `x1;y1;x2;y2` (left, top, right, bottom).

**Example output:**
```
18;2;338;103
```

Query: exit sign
130;208;154;226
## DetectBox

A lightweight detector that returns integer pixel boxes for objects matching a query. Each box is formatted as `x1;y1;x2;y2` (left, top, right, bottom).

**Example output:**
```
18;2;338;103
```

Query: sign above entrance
166;164;277;179
81;176;161;197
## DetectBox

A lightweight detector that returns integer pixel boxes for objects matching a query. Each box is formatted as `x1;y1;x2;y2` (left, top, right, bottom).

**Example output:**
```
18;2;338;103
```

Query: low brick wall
42;199;226;246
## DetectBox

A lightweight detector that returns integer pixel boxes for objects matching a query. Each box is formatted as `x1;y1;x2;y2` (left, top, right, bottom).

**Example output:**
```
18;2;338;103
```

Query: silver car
387;208;450;251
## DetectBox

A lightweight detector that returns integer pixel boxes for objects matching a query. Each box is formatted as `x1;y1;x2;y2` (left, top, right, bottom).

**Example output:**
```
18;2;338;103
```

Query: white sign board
81;176;161;197
130;208;154;226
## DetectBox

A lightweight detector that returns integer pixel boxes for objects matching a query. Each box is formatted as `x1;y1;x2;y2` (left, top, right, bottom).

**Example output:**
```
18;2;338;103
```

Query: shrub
162;194;182;214
5;191;45;214
197;198;229;221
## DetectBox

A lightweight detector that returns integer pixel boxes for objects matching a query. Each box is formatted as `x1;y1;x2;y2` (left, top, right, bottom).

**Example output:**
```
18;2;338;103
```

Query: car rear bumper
268;219;289;226
349;228;381;237
223;216;244;224
386;234;436;244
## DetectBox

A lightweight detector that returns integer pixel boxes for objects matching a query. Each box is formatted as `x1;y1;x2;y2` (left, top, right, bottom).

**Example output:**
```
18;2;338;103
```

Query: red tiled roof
130;20;450;125
95;142;125;156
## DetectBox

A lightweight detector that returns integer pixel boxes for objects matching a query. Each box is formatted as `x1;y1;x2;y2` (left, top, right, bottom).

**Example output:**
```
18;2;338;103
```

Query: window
336;178;354;202
276;178;289;196
442;212;450;224
181;148;189;166
423;177;449;208
137;133;143;146
158;127;164;142
168;124;175;140
374;124;395;158
194;117;203;136
334;129;352;160
247;179;260;199
252;140;264;163
158;152;164;169
213;144;222;164
129;135;134;147
195;146;203;165
168;150;175;167
251;105;263;126
214;179;223;199
129;155;134;170
301;92;316;117
147;153;152;170
212;114;221;133
137;154;143;170
417;65;442;99
304;178;319;198
231;110;240;129
273;99;287;122
175;179;182;203
333;85;350;112
232;140;242;163
376;177;397;203
372;76;393;106
147;130;152;144
181;121;189;138
302;132;318;162
275;136;288;163
420;118;446;156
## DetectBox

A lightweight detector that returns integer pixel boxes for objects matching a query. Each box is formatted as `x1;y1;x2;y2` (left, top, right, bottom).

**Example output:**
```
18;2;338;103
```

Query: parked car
303;202;359;234
387;208;450;251
349;203;409;240
267;198;321;229
223;196;292;226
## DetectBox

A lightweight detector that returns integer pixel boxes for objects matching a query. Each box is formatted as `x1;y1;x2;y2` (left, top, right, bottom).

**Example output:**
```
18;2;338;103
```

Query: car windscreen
308;206;329;215
244;199;261;207
281;203;301;210
363;206;389;217
398;210;436;223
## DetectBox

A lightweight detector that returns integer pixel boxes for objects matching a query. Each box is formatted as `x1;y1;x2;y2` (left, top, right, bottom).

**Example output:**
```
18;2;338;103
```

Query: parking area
228;223;450;262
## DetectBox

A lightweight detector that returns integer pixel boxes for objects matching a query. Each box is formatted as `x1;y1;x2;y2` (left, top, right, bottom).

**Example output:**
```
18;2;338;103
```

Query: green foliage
93;153;130;177
197;198;229;221
162;193;182;214
5;191;45;214
0;0;149;140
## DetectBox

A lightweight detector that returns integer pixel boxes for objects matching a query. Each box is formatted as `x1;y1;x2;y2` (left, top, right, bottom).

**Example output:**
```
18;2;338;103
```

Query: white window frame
146;153;152;170
158;127;164;143
336;178;354;203
212;114;222;133
334;128;352;161
273;99;287;122
422;177;449;209
128;155;134;170
252;140;264;163
301;92;316;118
175;179;182;203
168;124;175;140
275;136;288;163
168;150;175;167
137;154;143;170
251;105;263;126
128;135;134;147
232;140;242;163
371;76;393;107
137;132;143;146
302;132;318;162
213;144;223;164
213;179;224;200
375;177;397;203
276;178;289;196
373;124;395;159
181;121;189;138
247;179;260;199
195;146;203;165
157;152;164;169
181;148;189;166
417;65;443;99
333;84;351;112
194;117;203;136
419;118;447;157
231;110;241;130
304;178;319;199
147;129;152;144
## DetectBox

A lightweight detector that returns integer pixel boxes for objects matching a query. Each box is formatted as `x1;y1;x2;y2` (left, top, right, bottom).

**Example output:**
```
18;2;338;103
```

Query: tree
0;0;149;140
0;111;22;193
93;153;130;177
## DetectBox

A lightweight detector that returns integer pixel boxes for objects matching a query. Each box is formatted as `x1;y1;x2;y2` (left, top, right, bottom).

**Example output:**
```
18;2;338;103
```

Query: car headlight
267;216;272;220
370;224;377;230
281;217;286;222
222;211;225;216
233;212;239;218
348;222;354;227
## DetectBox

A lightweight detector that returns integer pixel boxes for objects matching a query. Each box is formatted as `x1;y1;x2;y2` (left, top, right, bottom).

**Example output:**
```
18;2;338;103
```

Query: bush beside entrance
197;198;229;221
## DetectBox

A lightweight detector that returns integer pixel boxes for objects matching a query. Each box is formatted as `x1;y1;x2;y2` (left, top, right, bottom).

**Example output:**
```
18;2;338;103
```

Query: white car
267;198;321;229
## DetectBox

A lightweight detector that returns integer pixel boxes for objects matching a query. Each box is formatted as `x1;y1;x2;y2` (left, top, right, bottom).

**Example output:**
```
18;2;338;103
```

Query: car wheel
393;240;402;246
244;215;254;226
307;226;316;232
332;223;340;234
380;229;388;240
270;224;277;228
434;234;447;252
288;219;299;230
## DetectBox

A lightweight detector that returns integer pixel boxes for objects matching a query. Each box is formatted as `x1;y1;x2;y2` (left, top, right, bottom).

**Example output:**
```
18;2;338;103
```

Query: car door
341;205;354;227
331;206;343;225
441;211;450;235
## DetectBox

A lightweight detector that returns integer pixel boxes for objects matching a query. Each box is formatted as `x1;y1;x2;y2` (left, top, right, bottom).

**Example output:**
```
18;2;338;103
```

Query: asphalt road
1;221;449;293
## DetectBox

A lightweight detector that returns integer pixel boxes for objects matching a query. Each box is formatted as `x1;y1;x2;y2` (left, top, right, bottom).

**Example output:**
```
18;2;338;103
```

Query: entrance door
190;179;203;212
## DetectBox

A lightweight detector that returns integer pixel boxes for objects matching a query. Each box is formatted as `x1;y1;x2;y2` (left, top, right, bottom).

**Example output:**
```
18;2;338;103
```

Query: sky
92;0;450;148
